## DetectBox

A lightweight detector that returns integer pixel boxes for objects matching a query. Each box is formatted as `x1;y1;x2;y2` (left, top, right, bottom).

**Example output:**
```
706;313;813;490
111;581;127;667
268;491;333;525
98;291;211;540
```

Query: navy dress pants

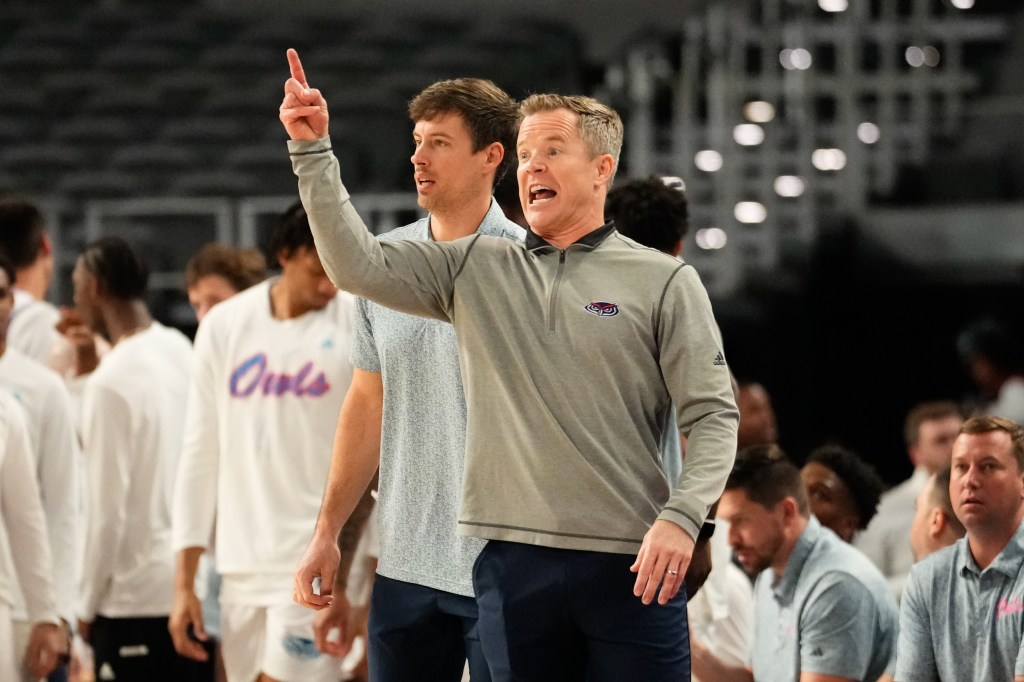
368;573;491;682
473;541;690;682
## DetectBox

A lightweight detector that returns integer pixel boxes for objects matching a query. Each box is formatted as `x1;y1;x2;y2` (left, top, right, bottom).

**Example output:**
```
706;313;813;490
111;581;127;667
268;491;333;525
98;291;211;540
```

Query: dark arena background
2;0;1023;484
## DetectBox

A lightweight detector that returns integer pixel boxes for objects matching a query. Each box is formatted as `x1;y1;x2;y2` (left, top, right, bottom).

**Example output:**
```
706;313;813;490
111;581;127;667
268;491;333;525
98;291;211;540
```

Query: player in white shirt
0;389;64;682
71;237;207;681
0;255;78;682
0;257;65;682
855;401;963;600
170;202;355;682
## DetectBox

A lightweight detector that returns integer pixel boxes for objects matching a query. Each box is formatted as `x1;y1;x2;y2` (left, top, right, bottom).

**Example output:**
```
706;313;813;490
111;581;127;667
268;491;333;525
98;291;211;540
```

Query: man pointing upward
282;48;738;681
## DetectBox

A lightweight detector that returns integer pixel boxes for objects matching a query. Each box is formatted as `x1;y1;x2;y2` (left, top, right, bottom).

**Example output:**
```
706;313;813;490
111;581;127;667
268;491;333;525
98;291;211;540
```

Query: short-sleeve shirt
895;517;1024;681
752;516;899;682
351;200;524;597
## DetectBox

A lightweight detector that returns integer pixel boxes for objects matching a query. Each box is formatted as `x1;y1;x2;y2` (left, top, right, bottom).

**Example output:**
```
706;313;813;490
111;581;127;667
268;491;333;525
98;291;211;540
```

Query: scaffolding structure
606;0;1008;297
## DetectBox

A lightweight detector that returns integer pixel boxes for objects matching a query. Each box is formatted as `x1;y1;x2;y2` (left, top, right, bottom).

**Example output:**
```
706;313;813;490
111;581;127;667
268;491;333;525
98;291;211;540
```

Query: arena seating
0;3;587;199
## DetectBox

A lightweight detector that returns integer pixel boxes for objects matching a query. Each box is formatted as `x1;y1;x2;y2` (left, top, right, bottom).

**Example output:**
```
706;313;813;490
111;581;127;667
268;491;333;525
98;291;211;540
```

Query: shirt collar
525;221;617;252
957;516;1024;579
773;516;822;601
424;199;522;241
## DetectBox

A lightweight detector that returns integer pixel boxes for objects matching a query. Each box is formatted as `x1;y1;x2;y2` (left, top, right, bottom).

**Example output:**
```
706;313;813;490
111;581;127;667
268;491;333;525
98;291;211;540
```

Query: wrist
697;520;716;543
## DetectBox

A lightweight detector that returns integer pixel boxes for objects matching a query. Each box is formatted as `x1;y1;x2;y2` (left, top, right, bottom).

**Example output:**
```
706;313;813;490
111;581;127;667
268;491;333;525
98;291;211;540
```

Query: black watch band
697;520;716;542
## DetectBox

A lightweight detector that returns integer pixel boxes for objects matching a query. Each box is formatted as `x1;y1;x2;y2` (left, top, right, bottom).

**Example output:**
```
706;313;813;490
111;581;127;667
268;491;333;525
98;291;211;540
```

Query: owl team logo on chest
585;301;620;317
229;352;330;398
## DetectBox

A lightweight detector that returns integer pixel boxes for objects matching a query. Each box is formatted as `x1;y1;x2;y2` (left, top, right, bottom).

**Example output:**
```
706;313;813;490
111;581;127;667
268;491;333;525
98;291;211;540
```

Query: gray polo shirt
895;517;1024;681
351;203;524;597
752;516;899;682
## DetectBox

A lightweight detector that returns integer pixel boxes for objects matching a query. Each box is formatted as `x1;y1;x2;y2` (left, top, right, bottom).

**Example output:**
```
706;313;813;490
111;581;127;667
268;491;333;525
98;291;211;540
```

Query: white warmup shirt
0;348;80;624
689;520;753;681
77;322;192;621
0;390;59;626
855;466;929;601
8;290;60;366
172;279;354;604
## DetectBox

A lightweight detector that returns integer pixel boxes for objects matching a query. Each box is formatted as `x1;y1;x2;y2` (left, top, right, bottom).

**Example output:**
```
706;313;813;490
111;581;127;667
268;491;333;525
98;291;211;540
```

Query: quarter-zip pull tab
548;249;567;332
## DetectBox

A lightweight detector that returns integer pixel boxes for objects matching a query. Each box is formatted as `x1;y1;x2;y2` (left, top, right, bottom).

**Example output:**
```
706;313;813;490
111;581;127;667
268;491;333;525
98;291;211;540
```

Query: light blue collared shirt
896;516;1024;681
752;516;899;681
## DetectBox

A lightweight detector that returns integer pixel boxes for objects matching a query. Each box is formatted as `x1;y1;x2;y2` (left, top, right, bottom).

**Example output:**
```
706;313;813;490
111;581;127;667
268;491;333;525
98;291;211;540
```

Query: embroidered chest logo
998;596;1023;620
585;301;620;317
229;352;330;398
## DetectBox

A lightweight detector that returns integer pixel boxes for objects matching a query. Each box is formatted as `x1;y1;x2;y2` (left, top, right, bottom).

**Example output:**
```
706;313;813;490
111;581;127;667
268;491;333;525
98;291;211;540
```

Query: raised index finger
287;48;308;88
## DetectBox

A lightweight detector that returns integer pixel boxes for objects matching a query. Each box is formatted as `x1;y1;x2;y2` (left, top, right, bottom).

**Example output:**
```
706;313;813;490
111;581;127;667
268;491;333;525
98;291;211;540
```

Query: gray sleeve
656;265;739;540
798;572;886;679
350;297;380;372
894;568;938;682
290;137;469;322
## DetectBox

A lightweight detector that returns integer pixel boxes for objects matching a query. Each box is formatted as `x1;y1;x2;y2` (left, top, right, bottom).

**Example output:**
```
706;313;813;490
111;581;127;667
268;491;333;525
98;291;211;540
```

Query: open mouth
529;185;557;205
416;177;435;189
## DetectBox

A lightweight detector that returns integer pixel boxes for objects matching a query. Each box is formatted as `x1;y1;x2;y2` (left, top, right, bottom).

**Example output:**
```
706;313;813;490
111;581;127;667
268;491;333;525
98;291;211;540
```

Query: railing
43;193;424;309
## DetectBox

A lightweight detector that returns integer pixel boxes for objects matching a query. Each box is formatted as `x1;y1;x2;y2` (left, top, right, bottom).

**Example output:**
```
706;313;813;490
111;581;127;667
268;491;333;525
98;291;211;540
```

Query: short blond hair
960;415;1024;470
519;94;623;184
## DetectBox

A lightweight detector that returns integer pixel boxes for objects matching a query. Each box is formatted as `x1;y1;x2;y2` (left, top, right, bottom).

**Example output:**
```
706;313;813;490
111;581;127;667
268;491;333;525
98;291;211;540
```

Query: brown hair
518;94;624;184
185;243;266;293
408;78;519;185
0;195;45;269
726;443;809;516
903;401;964;446
959;415;1024;469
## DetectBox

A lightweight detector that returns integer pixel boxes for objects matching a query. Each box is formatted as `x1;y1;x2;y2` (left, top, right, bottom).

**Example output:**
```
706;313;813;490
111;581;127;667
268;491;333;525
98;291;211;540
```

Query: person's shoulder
607;231;696;276
909;542;960;584
8;292;60;338
480;218;526;243
378;219;429;242
12;290;60;318
880;475;920;507
807;532;893;591
153;321;193;353
0;347;64;393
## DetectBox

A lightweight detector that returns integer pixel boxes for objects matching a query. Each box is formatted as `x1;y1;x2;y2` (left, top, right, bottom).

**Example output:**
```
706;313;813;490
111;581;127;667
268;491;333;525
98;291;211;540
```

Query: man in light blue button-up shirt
896;416;1024;682
693;445;898;682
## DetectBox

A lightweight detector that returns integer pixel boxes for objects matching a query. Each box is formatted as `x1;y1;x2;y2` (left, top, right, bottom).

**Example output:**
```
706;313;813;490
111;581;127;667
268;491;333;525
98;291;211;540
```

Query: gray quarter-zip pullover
291;137;738;554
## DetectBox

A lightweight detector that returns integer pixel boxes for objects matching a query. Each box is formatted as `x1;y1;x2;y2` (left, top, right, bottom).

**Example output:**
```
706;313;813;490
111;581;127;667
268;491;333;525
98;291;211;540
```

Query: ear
276;247;292;269
594;153;615;188
483;141;504;171
88;272;104;299
779;496;800;523
907;445;920;468
928;508;946;539
39;234;53;257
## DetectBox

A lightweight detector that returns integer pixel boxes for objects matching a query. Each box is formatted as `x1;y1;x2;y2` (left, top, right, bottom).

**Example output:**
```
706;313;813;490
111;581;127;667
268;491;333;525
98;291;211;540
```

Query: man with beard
693;445;898;682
